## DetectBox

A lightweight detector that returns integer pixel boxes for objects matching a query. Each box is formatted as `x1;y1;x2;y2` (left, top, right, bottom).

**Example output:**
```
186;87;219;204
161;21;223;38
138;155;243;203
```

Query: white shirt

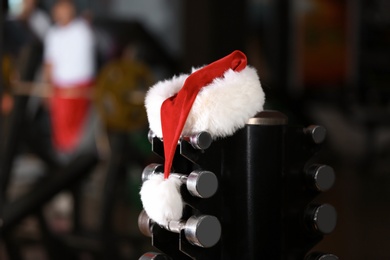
44;19;95;87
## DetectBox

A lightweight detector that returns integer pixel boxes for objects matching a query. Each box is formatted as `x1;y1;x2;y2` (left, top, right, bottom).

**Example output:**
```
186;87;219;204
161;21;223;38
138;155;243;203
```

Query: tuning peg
147;130;157;143
138;209;153;237
304;125;327;144
181;131;212;150
169;215;221;248
306;164;335;192
148;130;212;150
138;210;221;248
142;163;164;182
305;204;337;234
142;164;218;199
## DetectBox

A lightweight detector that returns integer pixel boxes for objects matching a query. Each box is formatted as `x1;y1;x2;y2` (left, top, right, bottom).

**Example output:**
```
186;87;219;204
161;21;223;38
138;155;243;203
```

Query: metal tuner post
141;164;218;199
148;130;212;150
138;210;221;248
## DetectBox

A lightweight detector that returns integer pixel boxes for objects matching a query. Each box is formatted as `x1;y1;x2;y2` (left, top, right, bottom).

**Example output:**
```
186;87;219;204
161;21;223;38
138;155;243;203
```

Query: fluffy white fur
144;66;264;139
139;174;183;226
145;73;188;138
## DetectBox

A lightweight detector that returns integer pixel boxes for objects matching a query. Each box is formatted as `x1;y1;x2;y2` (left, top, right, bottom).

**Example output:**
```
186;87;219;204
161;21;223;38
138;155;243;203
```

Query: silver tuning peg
142;163;164;182
142;164;218;199
148;130;212;150
138;210;221;248
147;130;157;143
138;209;153;237
181;131;212;150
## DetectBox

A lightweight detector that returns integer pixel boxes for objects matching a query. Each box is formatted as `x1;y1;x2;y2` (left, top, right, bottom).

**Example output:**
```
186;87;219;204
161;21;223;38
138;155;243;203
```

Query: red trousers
50;82;93;152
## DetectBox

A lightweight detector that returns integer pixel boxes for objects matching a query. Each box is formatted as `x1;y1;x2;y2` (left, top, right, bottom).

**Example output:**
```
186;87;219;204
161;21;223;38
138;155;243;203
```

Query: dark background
2;0;390;259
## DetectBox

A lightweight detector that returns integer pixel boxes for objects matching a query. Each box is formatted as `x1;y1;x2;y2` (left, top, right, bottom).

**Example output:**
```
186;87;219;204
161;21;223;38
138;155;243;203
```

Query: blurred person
44;0;96;160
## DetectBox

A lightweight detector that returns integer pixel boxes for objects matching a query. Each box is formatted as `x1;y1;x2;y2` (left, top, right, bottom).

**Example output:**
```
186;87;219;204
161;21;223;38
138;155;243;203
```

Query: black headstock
138;110;338;260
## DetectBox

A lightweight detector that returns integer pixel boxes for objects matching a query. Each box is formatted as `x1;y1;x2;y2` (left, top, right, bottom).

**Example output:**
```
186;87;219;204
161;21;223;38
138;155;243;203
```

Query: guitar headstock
138;110;338;260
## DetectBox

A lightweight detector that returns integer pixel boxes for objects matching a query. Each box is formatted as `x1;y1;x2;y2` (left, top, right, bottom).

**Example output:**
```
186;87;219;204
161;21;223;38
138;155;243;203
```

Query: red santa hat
140;50;265;226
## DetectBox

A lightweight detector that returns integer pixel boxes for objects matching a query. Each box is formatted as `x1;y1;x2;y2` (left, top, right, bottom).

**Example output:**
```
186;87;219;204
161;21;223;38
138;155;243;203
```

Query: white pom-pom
139;175;183;226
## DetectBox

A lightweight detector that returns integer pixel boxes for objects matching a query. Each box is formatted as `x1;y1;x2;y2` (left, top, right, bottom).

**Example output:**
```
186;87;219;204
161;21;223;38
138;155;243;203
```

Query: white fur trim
145;73;188;138
185;66;264;137
139;175;183;226
145;66;265;139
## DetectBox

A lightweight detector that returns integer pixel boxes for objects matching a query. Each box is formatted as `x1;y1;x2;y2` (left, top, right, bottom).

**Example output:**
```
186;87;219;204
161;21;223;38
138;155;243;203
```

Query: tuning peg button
305;204;337;234
186;170;218;198
138;210;221;248
304;125;327;144
147;130;156;143
142;164;218;199
183;131;212;150
141;163;164;182
183;215;221;248
306;165;335;192
138;210;153;237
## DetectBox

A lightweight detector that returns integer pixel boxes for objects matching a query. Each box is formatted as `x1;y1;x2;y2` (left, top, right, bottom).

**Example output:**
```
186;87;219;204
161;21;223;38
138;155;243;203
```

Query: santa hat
140;50;265;226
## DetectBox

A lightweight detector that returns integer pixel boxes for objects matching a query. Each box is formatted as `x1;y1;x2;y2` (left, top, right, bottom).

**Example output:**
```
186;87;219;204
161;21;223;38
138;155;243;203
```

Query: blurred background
1;0;390;259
